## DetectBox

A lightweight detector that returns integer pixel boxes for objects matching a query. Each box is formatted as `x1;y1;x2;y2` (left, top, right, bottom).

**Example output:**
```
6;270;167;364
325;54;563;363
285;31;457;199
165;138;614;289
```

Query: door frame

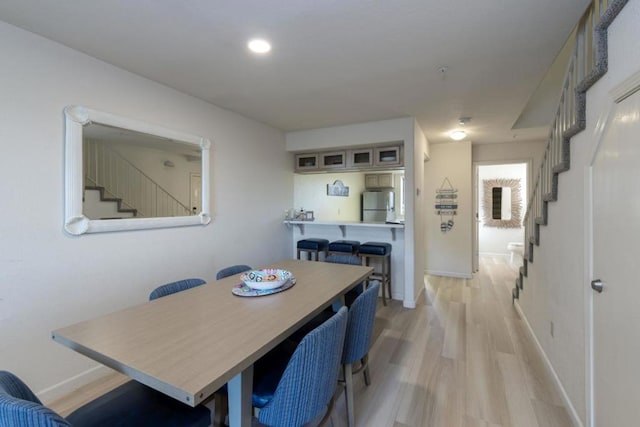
472;159;532;270
189;172;202;215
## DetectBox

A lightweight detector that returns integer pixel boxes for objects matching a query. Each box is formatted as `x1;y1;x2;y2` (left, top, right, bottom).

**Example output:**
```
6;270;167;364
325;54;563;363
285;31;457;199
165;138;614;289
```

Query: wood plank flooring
48;256;572;427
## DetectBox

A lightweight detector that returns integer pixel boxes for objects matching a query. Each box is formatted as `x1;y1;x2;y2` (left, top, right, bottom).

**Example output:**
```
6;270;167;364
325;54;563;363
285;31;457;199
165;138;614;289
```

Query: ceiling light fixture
449;130;467;141
449;117;471;140
248;38;271;54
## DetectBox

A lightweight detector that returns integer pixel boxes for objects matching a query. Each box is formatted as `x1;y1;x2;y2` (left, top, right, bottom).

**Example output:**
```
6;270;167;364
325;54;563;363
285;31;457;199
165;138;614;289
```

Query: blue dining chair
342;281;379;427
0;370;210;427
149;278;206;300
325;254;365;310
252;307;348;426
216;265;251;280
288;254;365;344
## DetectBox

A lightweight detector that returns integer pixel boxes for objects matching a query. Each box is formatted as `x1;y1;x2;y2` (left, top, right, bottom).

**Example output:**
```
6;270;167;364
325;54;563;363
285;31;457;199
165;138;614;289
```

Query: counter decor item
287;208;315;221
435;177;458;233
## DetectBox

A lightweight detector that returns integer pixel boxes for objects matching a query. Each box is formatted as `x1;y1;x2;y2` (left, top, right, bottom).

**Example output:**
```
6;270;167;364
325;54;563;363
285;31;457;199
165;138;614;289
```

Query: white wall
473;140;546;198
424;141;473;278
519;2;640;424
286;117;413;151
0;21;292;399
478;163;527;257
412;122;428;303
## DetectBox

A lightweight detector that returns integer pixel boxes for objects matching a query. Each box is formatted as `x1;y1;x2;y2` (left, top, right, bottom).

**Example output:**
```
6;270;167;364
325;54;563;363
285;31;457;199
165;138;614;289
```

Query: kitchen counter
284;219;404;240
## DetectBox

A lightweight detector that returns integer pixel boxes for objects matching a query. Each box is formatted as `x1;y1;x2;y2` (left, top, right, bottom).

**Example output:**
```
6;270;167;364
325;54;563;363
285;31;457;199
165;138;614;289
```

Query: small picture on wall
304;211;315;221
327;180;349;197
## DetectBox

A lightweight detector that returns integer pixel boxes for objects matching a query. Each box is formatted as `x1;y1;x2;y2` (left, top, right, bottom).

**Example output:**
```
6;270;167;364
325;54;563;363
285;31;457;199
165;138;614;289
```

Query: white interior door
472;163;479;271
590;86;640;426
190;173;201;215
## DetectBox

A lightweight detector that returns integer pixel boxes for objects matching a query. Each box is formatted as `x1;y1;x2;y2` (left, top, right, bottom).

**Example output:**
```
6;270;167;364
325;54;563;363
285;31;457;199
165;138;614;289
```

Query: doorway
473;161;529;271
190;172;202;215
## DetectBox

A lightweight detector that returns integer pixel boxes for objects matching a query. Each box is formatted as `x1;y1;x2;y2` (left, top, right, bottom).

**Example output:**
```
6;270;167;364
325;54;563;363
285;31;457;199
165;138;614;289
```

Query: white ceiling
0;0;590;144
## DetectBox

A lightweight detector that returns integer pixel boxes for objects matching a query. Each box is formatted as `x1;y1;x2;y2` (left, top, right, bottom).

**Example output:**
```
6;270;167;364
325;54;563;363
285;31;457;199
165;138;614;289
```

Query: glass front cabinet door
348;148;373;168
374;146;401;167
320;151;346;169
295;153;319;171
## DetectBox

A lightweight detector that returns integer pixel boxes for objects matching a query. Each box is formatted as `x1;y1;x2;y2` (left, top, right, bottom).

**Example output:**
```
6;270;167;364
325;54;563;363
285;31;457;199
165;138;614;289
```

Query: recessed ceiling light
449;130;467;141
248;39;271;54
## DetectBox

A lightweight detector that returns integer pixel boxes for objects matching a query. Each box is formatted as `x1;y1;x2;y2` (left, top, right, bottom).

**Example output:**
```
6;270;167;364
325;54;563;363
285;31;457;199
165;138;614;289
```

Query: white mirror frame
64;105;211;235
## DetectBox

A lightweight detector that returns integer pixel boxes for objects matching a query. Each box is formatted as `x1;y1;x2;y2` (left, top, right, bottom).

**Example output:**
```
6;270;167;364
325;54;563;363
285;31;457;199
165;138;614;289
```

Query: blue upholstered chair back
325;254;361;266
148;278;206;301
343;282;379;365
216;265;252;280
326;254;363;312
0;370;71;426
258;307;348;427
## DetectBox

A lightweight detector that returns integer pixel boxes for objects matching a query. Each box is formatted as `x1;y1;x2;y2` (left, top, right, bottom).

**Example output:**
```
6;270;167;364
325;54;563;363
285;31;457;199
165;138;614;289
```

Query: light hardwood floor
48;256;572;427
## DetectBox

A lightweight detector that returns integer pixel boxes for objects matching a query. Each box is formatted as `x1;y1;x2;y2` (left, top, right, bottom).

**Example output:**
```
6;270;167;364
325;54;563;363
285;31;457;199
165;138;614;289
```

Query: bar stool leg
379;257;387;306
362;354;371;386
386;255;392;305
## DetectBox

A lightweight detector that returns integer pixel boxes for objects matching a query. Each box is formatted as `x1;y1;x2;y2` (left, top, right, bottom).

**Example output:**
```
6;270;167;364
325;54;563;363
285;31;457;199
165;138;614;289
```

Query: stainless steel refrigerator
361;190;395;222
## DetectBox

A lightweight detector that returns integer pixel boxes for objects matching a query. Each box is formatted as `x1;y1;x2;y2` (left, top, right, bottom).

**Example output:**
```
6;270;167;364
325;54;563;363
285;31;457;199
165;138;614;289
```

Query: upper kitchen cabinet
365;173;394;189
294;143;403;173
374;146;402;167
320;151;346;169
347;148;373;168
295;153;319;171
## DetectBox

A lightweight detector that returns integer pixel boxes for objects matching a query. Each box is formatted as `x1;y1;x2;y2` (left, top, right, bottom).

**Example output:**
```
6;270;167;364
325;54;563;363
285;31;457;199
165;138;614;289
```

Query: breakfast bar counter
284;220;404;240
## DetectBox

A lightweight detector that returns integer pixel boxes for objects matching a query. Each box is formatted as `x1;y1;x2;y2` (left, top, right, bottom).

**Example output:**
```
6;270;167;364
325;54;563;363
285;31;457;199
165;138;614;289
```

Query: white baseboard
402;299;416;309
401;275;428;309
425;269;473;279
37;365;113;404
514;302;584;427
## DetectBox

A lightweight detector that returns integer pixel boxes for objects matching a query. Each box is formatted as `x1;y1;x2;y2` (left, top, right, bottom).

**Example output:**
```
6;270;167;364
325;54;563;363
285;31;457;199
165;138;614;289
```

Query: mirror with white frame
64;105;211;235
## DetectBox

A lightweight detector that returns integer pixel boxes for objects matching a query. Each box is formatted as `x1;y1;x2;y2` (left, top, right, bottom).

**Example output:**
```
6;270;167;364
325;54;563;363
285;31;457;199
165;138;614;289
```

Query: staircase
84;186;137;219
513;0;629;301
84;139;191;218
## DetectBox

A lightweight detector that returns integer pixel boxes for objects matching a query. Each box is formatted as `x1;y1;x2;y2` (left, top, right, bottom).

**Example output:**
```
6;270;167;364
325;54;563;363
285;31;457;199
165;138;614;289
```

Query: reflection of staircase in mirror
84;140;191;218
84;186;137;220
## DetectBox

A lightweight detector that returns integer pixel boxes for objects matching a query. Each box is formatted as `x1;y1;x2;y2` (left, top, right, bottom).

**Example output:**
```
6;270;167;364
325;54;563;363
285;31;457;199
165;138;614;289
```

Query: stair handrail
84;139;192;218
523;0;611;259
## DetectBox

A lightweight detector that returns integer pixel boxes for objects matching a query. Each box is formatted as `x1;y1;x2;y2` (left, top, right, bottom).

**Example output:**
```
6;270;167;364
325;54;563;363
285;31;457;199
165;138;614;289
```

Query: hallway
340;256;573;426
49;257;573;426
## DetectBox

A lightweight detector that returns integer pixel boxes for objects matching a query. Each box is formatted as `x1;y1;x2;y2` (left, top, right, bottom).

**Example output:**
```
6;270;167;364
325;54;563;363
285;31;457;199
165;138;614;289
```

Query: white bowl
240;269;293;290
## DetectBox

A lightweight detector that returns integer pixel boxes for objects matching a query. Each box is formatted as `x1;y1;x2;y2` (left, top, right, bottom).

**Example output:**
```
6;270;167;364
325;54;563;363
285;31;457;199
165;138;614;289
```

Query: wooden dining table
52;258;373;427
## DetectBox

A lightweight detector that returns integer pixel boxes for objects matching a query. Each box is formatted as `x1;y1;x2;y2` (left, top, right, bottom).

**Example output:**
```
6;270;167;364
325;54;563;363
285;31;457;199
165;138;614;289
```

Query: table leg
228;365;253;427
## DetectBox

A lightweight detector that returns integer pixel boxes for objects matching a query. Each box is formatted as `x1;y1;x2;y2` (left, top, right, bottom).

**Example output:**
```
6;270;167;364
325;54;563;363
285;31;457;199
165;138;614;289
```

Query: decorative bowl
240;269;294;290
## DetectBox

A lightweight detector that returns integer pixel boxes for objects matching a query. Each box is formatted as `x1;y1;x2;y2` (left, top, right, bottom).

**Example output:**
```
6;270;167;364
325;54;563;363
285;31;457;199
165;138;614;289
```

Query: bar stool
328;240;360;256
296;238;329;261
359;242;392;306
